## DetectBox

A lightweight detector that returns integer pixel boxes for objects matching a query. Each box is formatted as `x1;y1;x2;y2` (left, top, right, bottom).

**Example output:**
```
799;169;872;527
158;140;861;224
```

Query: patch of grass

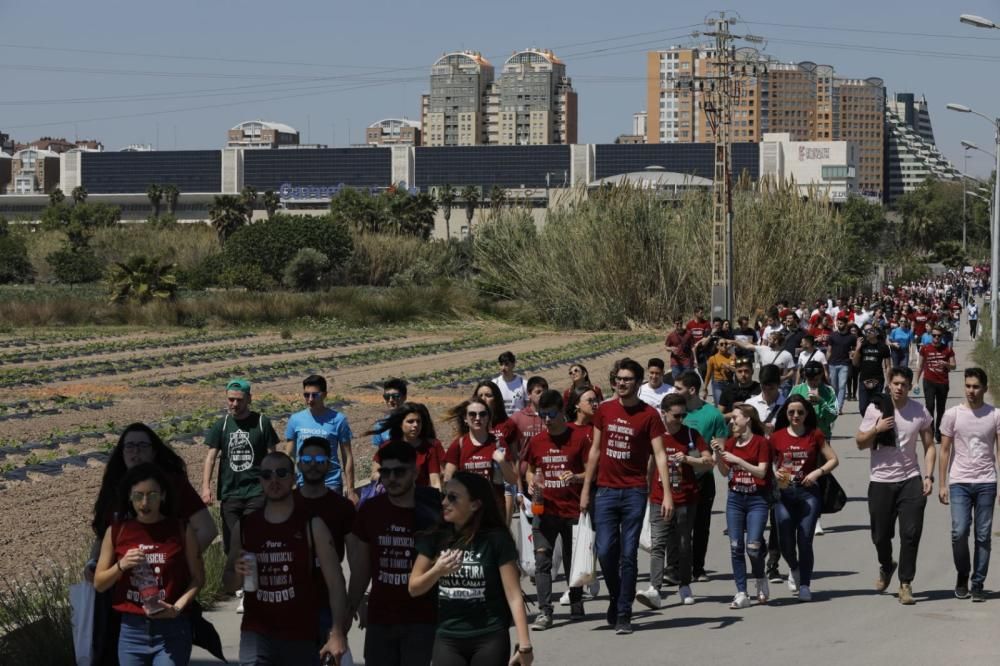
196;507;227;609
0;563;76;665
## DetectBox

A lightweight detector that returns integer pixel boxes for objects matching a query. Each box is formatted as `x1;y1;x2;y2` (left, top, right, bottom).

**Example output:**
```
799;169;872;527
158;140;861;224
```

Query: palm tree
210;195;248;245
49;188;65;206
71;186;88;205
461;185;480;236
146;184;163;218
488;184;507;213
107;255;178;304
241;186;258;221
437;184;456;239
162;184;180;216
262;190;281;219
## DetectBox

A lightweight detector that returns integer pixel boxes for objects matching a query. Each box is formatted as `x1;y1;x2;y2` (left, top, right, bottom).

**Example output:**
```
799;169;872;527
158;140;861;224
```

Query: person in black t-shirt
718;357;761;415
827;316;857;415
852;327;891;417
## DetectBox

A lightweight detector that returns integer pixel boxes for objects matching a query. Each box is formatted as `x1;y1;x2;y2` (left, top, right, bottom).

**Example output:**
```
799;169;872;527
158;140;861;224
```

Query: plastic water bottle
531;478;545;516
242;552;258;592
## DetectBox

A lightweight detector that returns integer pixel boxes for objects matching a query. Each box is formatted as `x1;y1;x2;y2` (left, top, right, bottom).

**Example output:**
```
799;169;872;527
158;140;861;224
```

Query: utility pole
682;12;767;321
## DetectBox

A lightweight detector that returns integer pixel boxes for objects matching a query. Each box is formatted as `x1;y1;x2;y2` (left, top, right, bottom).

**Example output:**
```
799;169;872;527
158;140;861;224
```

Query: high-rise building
227;121;300;149
366;119;421;146
633;111;647;138
884;92;959;203
646;47;885;198
421;48;577;147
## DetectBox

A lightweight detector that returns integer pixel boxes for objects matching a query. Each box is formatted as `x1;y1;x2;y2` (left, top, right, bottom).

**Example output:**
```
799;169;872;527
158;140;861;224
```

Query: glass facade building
593;143;760;181
414;145;571;190
81;151;221;193
243;148;391;191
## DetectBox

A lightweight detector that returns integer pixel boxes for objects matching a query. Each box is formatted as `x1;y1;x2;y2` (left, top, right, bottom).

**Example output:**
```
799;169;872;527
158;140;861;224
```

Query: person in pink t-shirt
938;367;1000;601
856;367;936;605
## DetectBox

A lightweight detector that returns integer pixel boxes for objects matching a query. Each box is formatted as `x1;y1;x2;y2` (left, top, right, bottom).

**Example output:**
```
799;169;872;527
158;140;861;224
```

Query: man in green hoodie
790;361;838;439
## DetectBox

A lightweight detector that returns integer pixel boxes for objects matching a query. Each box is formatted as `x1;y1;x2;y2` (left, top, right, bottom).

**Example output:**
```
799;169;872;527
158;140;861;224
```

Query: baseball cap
836;313;849;321
226;378;252;394
803;361;824;378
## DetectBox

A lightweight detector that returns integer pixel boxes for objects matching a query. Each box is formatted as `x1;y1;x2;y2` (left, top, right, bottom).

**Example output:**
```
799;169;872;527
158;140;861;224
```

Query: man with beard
718;357;761;415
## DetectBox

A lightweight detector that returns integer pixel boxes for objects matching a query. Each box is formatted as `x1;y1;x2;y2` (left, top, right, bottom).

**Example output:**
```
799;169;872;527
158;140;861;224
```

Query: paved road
193;333;993;665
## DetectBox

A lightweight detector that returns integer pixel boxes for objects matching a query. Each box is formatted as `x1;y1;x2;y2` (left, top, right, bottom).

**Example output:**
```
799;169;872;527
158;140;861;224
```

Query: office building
366;118;421;146
8;148;60;193
227;121;300;149
422;51;494;146
884;93;959;203
759;132;859;202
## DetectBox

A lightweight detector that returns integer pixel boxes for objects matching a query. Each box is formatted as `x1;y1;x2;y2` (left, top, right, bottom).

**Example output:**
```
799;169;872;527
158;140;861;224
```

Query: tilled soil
0;326;666;581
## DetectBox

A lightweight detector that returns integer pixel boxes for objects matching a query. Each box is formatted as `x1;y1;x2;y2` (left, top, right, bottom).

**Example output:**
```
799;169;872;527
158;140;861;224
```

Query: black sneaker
570;601;585;620
614;619;633;635
971;586;987;602
767;568;783;584
606;602;617;627
955;576;971;600
663;573;680;586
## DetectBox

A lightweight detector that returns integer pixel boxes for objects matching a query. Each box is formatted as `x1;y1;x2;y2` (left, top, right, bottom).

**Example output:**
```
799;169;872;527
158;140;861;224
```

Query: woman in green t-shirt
410;471;534;666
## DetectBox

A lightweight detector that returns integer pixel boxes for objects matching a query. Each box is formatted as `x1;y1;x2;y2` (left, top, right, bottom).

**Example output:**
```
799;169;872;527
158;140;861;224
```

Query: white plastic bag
70;581;94;666
518;497;535;578
569;512;597;587
639;502;653;552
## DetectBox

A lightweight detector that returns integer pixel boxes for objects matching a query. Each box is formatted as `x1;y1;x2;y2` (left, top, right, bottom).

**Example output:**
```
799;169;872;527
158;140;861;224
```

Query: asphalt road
193;332;993;666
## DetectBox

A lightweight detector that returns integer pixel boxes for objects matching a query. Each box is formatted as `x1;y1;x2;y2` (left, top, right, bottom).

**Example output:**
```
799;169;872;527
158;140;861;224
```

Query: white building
884;93;960;204
759;133;860;203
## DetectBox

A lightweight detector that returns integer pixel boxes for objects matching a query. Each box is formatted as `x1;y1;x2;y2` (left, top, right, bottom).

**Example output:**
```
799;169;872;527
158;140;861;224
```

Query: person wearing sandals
713;405;772;609
770;396;839;602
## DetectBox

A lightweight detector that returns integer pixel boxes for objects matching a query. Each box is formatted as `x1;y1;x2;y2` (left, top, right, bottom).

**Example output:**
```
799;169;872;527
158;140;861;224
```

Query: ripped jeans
725;490;770;593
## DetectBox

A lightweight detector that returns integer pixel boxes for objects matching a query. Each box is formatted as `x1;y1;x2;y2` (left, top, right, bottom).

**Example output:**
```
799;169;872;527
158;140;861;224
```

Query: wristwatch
924;475;934;482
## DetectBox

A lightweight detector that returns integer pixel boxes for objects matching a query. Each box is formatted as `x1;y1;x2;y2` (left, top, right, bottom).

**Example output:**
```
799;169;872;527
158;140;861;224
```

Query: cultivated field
0;322;665;580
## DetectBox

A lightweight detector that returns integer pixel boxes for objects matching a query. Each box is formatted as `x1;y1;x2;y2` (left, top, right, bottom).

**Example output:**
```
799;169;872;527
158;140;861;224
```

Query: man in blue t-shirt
371;378;407;447
887;318;915;369
285;374;356;502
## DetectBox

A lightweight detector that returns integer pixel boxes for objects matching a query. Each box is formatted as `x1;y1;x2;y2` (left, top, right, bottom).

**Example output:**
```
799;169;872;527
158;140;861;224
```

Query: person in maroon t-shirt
349;442;439;666
524;390;590;629
371;402;444;489
686;307;710;344
581;359;673;634
636;393;713;610
224;452;349;664
443;398;517;515
665;319;695;381
916;325;958;442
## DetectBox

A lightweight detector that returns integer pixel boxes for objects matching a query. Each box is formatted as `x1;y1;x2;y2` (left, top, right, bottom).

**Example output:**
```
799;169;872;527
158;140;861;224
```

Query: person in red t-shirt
474;381;521;524
770;396;839;602
581;359;673;634
916;325;958;442
371;402;443;489
713;404;771;609
637;393;713;610
665;319;695;381
443;398;517;515
93;463;204;665
349;442;439;666
524;389;590;629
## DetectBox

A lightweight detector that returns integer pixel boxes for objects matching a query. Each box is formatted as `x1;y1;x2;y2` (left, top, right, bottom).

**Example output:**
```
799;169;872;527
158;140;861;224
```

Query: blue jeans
890;348;909;369
118;614;192;666
950;482;997;587
829;364;849;412
725;490;770;593
712;380;731;405
775;485;822;586
671;365;688;382
593;486;647;620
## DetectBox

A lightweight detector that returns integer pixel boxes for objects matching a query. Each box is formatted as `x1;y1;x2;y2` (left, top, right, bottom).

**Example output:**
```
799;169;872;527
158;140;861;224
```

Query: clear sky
3;0;1000;177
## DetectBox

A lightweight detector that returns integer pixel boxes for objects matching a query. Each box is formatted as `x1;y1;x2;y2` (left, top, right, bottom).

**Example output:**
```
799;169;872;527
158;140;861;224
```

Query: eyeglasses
303;392;324;400
130;491;161;503
383;392;403;401
615;376;637;384
466;410;489;420
786;409;806;416
569;368;581;375
663;411;687;419
537;410;561;420
259;468;292;480
299;454;329;465
585;398;600;406
123;441;152;452
378;466;412;479
443;492;464;504
931;333;942;338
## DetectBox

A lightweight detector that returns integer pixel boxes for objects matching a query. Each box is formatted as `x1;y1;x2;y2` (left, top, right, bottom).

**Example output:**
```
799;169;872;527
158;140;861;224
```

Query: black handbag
818;473;847;514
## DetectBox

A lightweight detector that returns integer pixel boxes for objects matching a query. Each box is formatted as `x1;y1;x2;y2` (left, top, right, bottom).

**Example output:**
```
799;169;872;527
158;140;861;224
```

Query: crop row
0;330;406;388
395;333;659;389
0;396;342;480
137;332;526;389
0;395;115;422
0;331;257;365
0;328;137;350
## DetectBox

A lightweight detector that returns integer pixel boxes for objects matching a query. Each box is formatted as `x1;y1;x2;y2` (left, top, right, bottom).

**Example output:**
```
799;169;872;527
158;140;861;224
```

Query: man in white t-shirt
796;334;828;384
938;367;1000;602
638;357;674;408
856;367;936;605
493;350;526;415
734;331;795;395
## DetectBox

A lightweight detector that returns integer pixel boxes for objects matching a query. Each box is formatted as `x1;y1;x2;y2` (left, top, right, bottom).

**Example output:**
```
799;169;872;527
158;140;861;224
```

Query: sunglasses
787;409;806;416
130;491;161;503
615;376;637;384
303;392;324;400
259;468;292;480
443;492;464;504
299;454;329;465
663;411;687;419
378;466;412;479
123;441;152;452
383;392;403;401
466;410;489;420
585;398;600;405
537;410;561;420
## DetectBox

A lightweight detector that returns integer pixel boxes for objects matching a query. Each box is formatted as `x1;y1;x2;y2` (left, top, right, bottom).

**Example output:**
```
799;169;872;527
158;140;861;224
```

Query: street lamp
948;100;1000;345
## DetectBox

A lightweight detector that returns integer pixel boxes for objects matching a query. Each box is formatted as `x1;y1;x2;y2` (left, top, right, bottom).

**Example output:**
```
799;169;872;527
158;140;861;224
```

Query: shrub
46;244;104;284
222;213;352;284
176;251;223;290
0;224;34;284
106;255;179;304
283;248;330;291
0;564;75;665
346;231;470;286
219;263;274;292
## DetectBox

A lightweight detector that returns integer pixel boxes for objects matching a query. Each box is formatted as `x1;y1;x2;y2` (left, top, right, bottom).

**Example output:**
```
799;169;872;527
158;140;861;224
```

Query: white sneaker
559;590;571;606
730;592;751;609
755;578;770;604
679;585;695;605
235;589;244;599
814;521;824;536
798;585;812;602
635;585;662;610
788;569;800;594
236;597;244;614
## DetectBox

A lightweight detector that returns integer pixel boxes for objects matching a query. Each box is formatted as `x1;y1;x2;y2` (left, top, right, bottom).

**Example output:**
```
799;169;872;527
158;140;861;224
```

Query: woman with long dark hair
566;386;600;427
770;395;839;601
370;401;444;489
443;398;517;515
93;463;205;666
562;364;603;406
410;471;534;665
713;404;772;609
474;381;521;526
